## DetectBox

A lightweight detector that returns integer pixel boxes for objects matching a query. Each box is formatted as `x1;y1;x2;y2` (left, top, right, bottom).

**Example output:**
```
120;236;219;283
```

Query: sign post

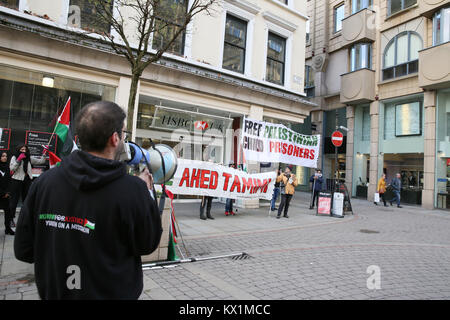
331;130;343;180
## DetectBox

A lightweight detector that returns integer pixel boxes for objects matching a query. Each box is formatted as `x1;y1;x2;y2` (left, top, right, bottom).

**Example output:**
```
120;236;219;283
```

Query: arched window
383;31;422;80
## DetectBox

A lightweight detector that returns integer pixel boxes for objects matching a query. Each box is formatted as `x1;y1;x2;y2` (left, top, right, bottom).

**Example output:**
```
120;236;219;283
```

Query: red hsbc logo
194;121;209;131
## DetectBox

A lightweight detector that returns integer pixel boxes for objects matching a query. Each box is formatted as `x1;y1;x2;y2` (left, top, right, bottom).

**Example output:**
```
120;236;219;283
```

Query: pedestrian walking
375;173;388;207
309;169;324;209
0;151;14;235
388;173;403;208
270;169;281;211
276;167;298;219
14;101;162;299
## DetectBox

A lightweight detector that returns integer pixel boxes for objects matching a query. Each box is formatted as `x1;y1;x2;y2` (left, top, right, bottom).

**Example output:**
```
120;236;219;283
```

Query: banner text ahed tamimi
241;117;321;168
165;159;276;200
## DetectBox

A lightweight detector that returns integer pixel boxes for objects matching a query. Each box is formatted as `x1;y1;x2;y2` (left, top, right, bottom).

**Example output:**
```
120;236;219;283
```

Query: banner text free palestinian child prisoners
241;117;321;168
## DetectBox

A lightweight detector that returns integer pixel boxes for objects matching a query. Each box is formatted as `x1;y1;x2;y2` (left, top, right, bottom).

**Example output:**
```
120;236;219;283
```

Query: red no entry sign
331;131;344;147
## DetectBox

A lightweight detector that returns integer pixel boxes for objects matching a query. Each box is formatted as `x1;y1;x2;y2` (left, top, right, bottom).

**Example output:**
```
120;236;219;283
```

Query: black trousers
379;192;387;206
9;178;31;218
311;190;320;208
1;199;12;230
278;194;293;216
200;196;213;217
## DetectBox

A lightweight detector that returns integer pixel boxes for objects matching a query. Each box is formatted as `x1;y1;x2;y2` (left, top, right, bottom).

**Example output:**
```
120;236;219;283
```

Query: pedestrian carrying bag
374;193;380;203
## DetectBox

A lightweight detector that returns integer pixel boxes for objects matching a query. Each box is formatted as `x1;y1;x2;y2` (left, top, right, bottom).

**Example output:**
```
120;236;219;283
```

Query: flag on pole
54;97;71;145
42;145;61;168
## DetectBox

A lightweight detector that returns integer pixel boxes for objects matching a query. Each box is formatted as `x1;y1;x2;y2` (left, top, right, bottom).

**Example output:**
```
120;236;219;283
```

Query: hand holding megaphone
138;167;154;190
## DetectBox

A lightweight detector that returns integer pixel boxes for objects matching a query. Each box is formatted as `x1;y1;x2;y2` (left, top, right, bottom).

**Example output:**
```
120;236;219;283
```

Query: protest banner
164;159;276;200
241;117;321;168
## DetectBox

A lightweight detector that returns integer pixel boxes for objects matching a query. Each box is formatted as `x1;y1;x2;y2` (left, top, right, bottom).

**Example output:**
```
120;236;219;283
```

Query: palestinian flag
42;145;61;168
54;97;71;145
84;219;95;230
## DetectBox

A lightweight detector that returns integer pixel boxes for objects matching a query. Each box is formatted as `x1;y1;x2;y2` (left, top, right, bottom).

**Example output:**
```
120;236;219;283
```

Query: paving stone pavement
2;192;450;300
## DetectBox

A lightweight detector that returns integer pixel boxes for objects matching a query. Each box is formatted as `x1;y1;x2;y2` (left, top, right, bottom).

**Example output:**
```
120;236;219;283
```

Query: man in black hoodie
14;101;162;300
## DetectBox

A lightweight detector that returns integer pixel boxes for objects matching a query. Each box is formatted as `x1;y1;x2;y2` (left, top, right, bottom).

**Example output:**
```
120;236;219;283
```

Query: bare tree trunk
127;72;141;134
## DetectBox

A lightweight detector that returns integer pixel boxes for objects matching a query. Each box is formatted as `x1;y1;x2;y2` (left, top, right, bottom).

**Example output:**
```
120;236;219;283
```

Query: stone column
367;100;380;202
345;105;355;195
422;91;437;209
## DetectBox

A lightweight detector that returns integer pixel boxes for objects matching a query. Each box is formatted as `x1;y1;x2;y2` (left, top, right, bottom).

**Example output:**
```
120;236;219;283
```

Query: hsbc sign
149;107;232;134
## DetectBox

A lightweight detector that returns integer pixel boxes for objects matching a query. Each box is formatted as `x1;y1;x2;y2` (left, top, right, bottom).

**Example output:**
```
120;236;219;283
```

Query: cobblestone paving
2;192;450;300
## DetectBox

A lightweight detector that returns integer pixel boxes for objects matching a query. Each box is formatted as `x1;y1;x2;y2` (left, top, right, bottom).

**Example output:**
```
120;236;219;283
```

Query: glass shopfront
436;89;450;209
0;64;116;160
136;95;236;200
379;95;425;205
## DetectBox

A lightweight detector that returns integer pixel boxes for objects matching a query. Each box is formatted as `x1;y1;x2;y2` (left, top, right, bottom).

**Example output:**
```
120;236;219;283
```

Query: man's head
284;167;291;175
396;173;401;178
75;101;126;159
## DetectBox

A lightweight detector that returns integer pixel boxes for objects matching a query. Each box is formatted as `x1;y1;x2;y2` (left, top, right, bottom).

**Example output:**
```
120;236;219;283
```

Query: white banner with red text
241;117;321;168
163;159;276;200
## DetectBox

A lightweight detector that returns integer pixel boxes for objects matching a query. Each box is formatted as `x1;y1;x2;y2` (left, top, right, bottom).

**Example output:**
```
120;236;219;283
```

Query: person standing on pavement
276;167;298;219
389;173;403;208
225;162;236;216
0;151;14;235
14;101;162;300
9;144;46;227
375;173;388;207
309;169;324;210
270;169;281;212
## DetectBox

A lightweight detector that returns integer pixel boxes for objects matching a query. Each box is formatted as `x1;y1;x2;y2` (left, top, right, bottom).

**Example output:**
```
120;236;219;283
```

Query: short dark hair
75;101;126;152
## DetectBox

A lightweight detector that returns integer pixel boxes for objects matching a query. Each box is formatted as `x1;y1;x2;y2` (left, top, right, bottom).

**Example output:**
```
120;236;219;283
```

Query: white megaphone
120;142;178;184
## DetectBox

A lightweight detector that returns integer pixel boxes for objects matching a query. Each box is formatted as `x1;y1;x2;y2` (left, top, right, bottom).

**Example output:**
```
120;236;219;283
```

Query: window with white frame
222;14;247;74
350;43;372;71
0;0;18;9
433;6;450;46
266;32;286;85
152;0;188;56
68;0;114;34
382;31;422;80
352;0;372;14
388;0;417;16
334;3;345;33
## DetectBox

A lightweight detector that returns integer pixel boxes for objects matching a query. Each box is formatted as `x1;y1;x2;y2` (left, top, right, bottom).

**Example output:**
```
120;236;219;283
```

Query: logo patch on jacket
39;214;95;234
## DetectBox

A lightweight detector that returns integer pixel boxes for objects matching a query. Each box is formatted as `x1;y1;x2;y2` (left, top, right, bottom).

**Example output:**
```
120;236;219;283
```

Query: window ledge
385;4;419;21
330;31;342;40
378;73;418;85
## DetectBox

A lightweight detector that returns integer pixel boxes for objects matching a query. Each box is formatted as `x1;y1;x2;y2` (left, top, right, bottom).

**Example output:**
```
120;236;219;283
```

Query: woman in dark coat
0;151;14;235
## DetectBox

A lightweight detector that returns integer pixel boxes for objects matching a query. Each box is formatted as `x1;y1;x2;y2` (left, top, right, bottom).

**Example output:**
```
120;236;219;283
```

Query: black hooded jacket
14;150;162;300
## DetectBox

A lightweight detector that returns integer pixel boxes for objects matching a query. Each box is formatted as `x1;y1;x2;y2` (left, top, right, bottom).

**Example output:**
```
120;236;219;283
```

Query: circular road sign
331;131;344;147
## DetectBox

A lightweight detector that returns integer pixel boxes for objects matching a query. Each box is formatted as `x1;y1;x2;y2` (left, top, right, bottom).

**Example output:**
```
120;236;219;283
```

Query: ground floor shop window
436;90;450;209
0;64;116;155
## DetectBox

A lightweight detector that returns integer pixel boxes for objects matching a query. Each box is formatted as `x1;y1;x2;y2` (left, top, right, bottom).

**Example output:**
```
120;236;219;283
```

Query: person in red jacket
14;101;162;300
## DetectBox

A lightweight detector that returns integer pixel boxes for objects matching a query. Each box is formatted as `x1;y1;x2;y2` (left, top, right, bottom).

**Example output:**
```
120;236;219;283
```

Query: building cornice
0;9;317;109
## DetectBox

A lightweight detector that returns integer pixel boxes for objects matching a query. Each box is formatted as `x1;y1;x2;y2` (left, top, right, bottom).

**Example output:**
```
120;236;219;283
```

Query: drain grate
230;252;253;260
359;229;380;234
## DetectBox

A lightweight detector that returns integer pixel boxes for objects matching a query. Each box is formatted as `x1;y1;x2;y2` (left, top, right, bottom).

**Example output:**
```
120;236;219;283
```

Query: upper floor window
388;0;417;16
304;65;315;97
68;0;114;34
306;20;310;44
222;14;247;74
350;43;372;71
382;31;422;81
152;0;188;56
334;4;345;33
276;0;288;4
0;0;19;9
352;0;372;14
433;7;450;46
266;32;286;86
